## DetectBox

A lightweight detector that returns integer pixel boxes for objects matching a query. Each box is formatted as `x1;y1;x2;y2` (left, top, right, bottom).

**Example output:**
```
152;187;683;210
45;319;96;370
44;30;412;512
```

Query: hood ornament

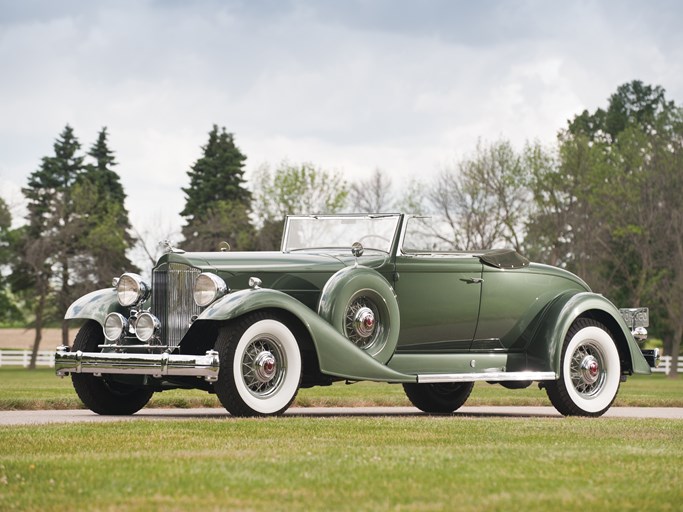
159;240;185;254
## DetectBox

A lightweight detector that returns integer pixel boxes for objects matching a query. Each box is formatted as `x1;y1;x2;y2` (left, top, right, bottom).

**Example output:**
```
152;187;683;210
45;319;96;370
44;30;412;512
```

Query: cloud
1;0;682;240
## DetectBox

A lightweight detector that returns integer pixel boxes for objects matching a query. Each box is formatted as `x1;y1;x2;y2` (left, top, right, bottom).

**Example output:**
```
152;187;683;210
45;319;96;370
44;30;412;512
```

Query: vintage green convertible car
56;214;657;417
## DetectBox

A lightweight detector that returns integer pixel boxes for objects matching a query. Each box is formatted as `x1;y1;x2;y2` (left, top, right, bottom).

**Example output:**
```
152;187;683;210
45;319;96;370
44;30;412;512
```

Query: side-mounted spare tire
318;266;400;364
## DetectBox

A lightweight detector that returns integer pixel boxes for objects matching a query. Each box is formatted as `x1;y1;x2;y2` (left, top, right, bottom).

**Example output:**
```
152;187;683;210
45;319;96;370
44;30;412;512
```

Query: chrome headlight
103;313;128;342
193;273;228;307
135;312;160;342
116;273;149;307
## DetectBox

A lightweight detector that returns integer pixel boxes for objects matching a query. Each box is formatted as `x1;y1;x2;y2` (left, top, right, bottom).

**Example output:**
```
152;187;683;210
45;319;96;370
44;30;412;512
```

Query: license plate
619;307;649;328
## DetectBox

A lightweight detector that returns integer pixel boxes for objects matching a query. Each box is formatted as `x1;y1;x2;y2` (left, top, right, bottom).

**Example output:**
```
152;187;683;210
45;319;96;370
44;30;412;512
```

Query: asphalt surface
1;406;682;425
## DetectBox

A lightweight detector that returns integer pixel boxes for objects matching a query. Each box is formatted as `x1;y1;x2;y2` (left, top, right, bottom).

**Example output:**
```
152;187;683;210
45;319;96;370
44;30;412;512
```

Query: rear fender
529;292;651;375
199;288;414;383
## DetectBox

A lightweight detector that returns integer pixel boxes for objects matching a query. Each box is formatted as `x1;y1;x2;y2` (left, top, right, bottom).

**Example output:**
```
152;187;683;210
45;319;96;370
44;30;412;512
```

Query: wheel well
181;308;327;386
260;307;325;387
577;309;633;373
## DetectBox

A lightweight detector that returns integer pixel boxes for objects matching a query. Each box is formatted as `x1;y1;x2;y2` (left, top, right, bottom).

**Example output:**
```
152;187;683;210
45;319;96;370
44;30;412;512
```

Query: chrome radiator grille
152;263;201;348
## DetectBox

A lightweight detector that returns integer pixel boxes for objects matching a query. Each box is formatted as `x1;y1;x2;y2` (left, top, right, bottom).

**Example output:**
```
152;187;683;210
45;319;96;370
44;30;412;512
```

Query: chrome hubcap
354;307;376;338
241;336;285;398
345;297;381;350
570;342;606;398
253;351;277;383
580;356;600;385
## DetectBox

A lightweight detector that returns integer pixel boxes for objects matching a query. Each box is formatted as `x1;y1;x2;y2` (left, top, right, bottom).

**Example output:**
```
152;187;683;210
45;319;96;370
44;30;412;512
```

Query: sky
1;0;682;249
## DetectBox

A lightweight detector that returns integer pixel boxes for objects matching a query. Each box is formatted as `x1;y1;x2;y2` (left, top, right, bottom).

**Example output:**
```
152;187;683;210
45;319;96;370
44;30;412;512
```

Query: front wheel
214;313;302;417
545;318;621;417
403;382;474;413
71;321;153;415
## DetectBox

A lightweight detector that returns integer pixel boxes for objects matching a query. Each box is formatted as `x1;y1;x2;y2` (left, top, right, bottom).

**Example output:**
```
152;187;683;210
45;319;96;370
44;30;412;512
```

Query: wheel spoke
569;341;606;398
240;335;287;398
344;296;380;350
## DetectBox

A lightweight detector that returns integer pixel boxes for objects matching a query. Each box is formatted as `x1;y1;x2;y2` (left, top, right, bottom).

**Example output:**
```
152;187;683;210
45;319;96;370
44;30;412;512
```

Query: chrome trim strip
55;346;219;382
417;371;556;384
97;344;173;350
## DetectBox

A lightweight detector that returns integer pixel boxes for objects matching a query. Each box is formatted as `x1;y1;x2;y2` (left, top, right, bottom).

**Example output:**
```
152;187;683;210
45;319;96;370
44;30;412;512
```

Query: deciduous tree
425;140;535;252
251;162;349;249
0;198;24;325
528;81;683;375
349;169;394;212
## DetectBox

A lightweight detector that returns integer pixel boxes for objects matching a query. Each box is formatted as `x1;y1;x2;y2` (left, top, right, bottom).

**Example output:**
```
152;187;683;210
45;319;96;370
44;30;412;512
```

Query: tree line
0;80;681;376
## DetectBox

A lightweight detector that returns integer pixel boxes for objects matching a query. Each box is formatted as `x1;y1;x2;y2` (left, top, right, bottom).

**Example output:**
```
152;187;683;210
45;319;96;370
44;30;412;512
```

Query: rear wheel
71;321;153;415
545;318;621;417
213;312;302;417
403;382;474;413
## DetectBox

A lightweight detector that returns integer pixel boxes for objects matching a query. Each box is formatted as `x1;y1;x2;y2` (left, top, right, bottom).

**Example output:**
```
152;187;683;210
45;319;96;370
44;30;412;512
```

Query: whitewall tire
214;313;302;417
545;319;621;417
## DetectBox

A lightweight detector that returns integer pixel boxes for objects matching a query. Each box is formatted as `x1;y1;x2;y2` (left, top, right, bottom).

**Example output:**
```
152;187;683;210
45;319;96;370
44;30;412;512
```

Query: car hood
155;250;389;277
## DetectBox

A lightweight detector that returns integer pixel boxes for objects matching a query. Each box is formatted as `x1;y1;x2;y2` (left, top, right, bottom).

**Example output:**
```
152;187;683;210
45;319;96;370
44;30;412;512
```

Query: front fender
528;291;651;375
199;288;414;383
65;288;122;324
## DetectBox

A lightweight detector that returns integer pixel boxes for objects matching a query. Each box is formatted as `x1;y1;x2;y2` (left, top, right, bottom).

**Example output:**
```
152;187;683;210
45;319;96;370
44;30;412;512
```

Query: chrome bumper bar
55;346;220;382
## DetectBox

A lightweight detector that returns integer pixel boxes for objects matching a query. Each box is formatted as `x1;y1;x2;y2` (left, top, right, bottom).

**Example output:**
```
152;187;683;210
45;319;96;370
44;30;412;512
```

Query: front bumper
55;346;220;382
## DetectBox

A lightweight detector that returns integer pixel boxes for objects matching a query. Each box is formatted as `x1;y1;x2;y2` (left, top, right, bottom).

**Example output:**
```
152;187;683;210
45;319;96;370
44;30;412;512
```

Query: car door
393;255;483;353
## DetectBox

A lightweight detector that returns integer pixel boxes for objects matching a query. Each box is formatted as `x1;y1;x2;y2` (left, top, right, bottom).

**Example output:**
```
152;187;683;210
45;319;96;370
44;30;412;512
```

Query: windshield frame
281;214;403;254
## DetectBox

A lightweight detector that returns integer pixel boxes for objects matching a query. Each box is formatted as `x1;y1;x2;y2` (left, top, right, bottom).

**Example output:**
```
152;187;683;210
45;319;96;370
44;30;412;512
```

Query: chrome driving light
193;273;228;307
135;312;160;342
103;313;128;342
116;273;150;307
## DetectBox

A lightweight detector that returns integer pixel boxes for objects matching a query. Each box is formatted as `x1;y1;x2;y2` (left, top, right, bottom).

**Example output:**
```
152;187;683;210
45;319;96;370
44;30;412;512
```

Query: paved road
1;406;682;426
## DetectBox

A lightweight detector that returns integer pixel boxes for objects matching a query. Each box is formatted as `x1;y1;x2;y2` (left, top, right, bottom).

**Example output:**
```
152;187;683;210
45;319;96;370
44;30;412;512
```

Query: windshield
282;215;401;253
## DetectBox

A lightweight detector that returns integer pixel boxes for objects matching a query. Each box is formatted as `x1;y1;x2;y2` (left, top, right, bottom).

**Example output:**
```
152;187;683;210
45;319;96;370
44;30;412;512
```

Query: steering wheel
357;234;391;247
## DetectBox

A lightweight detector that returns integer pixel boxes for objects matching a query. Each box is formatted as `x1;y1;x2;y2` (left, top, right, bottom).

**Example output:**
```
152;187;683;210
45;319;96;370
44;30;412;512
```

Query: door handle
462;277;483;284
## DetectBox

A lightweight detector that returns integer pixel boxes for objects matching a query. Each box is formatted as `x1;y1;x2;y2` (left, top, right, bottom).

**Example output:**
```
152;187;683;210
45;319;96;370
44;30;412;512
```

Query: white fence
0;350;681;374
0;350;55;368
653;355;683;375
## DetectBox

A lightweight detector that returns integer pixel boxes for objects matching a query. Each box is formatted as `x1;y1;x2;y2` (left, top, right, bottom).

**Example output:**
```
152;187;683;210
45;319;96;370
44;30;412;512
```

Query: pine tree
22;125;85;363
181;125;254;250
85;127;126;205
76;127;137;285
24;125;83;236
20;125;138;363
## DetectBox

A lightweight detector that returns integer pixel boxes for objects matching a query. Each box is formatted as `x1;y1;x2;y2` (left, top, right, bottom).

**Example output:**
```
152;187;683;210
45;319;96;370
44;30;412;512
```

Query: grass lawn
0;417;681;511
0;367;682;410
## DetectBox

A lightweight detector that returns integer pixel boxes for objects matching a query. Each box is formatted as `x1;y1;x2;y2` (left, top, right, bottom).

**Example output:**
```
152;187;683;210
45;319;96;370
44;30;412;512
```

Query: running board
417;371;556;384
